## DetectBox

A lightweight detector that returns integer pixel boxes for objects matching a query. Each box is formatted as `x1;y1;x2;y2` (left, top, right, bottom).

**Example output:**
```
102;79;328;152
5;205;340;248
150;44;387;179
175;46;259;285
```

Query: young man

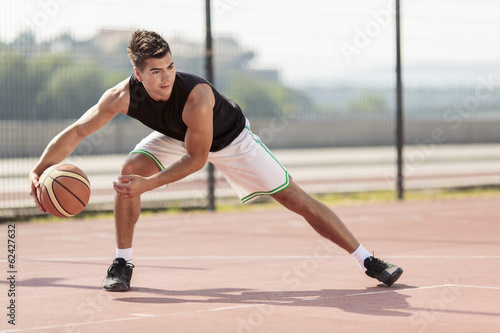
29;30;403;292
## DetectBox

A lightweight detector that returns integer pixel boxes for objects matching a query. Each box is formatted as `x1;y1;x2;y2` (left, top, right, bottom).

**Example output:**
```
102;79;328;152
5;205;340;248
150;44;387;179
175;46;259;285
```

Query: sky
2;0;500;85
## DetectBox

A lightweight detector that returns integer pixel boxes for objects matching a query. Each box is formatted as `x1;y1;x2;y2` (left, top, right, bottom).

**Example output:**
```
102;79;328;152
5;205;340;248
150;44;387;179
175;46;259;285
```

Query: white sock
350;245;372;271
116;247;133;263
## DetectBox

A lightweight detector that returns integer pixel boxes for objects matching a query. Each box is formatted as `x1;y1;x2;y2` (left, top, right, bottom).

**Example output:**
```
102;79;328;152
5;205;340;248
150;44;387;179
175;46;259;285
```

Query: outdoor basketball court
1;195;499;332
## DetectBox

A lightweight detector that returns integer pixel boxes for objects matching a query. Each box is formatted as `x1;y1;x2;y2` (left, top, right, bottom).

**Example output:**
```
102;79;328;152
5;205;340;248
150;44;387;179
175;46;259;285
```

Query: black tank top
127;72;246;152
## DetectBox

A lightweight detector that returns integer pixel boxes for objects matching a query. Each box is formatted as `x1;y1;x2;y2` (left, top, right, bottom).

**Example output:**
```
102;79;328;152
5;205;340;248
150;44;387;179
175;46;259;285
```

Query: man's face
134;53;176;102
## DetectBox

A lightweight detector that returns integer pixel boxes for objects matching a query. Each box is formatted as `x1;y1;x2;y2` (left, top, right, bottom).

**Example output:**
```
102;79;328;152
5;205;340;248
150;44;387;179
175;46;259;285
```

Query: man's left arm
113;83;215;198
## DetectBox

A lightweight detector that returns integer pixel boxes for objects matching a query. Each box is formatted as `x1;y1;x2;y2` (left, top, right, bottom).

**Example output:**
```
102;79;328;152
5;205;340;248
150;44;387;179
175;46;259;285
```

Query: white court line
1;284;498;333
447;284;500;291
387;255;500;259
6;254;500;262
0;317;141;333
0;304;261;333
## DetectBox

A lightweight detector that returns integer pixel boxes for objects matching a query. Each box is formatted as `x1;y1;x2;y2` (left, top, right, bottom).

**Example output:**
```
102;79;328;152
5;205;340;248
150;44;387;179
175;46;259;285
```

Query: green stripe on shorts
240;125;291;203
130;149;165;171
241;171;290;203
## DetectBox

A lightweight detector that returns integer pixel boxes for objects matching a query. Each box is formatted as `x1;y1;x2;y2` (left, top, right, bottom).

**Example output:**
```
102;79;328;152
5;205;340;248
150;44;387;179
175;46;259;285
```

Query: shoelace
107;261;134;276
369;257;389;272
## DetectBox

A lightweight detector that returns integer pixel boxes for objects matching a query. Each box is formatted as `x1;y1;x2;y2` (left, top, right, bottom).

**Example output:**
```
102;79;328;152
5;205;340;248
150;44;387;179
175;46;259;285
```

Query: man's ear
134;67;143;82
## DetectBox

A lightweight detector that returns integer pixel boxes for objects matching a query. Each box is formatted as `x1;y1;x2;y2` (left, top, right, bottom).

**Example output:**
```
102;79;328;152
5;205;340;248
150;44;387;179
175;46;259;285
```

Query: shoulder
98;77;131;114
182;83;215;125
186;83;215;110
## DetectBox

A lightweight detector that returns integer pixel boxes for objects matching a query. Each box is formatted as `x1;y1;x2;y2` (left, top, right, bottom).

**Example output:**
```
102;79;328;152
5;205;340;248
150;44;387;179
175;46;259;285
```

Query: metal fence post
205;0;216;211
396;0;404;200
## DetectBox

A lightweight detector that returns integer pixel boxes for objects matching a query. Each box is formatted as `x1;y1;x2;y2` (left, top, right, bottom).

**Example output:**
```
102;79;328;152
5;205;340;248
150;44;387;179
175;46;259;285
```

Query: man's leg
102;153;160;291
271;179;359;253
272;179;403;286
114;153;160;249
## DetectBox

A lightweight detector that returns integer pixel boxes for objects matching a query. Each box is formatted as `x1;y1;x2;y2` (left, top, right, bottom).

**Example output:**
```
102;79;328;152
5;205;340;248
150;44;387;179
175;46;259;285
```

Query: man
29;30;403;292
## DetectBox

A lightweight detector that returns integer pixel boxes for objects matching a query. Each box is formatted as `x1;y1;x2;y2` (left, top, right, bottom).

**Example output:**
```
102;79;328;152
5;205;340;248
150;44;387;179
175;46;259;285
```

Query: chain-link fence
1;0;499;219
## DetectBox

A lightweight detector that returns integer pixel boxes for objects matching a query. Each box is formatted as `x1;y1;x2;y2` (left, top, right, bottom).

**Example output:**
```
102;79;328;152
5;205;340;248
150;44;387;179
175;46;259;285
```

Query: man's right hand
29;170;46;213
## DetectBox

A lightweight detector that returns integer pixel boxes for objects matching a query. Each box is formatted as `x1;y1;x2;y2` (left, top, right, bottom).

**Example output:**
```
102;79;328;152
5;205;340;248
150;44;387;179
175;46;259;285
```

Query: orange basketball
37;163;91;218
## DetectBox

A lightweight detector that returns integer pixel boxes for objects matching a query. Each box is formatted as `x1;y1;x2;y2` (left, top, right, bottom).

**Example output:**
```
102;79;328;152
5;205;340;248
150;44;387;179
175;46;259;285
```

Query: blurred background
1;0;499;219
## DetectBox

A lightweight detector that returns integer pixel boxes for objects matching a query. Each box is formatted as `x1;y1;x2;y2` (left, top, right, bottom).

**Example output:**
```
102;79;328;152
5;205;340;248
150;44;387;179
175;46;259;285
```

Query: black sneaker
364;256;403;287
102;258;134;292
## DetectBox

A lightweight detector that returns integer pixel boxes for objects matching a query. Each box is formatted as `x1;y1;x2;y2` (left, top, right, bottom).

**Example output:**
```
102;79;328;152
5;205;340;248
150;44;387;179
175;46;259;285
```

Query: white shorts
131;119;290;203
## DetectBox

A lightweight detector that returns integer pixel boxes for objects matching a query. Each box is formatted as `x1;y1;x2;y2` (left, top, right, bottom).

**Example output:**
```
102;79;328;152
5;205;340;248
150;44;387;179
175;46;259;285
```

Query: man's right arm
29;78;130;212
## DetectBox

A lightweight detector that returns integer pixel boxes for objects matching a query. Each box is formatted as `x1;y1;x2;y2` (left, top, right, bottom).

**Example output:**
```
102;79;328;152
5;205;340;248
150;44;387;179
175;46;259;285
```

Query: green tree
348;93;386;114
222;71;311;118
0;52;72;120
0;53;29;120
37;61;105;119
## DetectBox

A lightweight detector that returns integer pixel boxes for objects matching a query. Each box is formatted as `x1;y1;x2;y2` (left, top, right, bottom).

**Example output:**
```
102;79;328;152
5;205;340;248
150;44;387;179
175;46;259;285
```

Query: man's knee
120;153;160;177
273;183;311;213
120;161;134;176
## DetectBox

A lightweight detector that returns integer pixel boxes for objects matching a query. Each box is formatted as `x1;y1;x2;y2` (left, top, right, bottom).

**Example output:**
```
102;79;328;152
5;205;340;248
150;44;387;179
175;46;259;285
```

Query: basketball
37;163;91;218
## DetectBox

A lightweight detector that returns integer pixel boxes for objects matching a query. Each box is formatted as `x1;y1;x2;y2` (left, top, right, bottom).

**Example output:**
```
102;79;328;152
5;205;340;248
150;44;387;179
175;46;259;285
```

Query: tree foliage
222;71;311;118
0;31;311;120
36;61;105;119
348;92;387;114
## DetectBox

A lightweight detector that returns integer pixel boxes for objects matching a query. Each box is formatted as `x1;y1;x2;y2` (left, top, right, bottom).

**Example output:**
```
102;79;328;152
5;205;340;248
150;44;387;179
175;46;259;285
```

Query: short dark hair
127;30;171;71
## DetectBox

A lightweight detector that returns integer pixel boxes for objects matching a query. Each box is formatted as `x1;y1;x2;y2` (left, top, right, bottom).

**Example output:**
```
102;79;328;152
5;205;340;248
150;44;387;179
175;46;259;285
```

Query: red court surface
1;195;500;332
